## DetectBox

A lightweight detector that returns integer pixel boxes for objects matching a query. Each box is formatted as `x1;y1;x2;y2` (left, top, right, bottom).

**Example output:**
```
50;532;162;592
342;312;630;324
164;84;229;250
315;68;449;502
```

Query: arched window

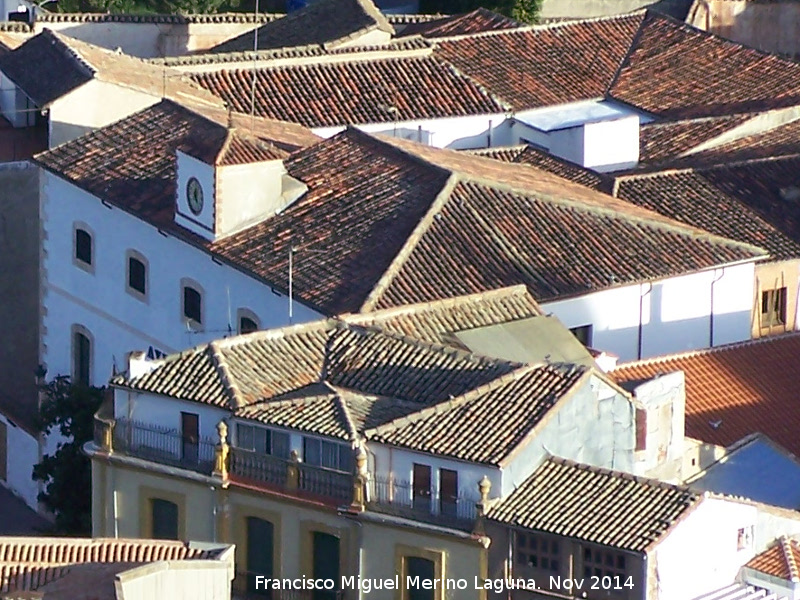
237;309;260;335
180;279;204;328
73;223;94;272
126;250;148;300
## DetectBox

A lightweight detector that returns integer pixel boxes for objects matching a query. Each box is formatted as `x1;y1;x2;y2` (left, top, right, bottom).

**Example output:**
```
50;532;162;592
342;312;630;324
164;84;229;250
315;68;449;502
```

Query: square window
762;288;787;327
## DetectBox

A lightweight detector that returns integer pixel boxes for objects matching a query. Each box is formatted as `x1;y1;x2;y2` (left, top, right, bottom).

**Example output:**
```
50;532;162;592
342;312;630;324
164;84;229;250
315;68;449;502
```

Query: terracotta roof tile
346;285;542;346
467;145;527;162
33;99;319;237
613;166;800;260
397;7;522;38
35;12;277;24
372;178;765;307
433;13;644;110
0;29;221;108
367;364;588;465
0;538;223;595
609;12;800;119
746;537;800;581
610;333;800;455
510;146;611;190
208;0;394;53
488;457;701;551
190;54;506;129
638;114;753;164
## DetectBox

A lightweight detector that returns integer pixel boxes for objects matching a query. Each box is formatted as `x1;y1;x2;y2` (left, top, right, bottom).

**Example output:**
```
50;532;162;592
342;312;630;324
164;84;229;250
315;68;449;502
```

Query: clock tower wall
174;150;216;240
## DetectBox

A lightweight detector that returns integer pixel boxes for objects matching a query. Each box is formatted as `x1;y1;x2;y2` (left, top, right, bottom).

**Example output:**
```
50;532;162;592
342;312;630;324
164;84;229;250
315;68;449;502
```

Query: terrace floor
0;116;47;163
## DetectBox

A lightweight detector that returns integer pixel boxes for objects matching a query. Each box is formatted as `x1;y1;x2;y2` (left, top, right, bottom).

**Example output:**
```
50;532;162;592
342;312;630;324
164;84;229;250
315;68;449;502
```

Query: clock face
186;177;204;216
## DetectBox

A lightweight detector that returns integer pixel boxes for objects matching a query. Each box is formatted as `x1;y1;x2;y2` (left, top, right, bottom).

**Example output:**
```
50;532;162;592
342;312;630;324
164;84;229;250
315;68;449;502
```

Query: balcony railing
232;571;345;600
108;417;217;475
230;447;352;503
367;475;478;530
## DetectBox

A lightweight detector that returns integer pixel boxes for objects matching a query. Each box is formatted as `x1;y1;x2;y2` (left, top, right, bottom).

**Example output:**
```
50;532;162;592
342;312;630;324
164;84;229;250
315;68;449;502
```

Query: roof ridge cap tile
208;340;245;409
323;381;360;441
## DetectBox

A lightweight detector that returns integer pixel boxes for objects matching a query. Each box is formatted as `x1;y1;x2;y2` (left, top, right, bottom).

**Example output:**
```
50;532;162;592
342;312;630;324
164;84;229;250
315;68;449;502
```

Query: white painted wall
583;116;639;171
367;442;497;504
48;79;159;148
542;263;757;361
41;172;321;387
115;390;229;443
313;113;512;150
654;497;758;600
117;560;232;600
0;413;39;509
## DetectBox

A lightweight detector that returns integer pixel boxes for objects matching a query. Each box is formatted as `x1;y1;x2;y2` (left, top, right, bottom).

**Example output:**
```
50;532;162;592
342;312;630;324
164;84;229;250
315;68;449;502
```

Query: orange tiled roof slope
208;0;394;53
0;537;225;596
611;333;800;454
434;12;644;111
746;537;800;582
608;12;800;119
0;29;221;109
397;7;522;38
190;53;506;128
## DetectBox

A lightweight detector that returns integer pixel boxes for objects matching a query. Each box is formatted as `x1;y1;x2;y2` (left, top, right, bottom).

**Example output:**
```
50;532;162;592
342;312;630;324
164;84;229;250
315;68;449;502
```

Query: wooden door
181;412;199;465
439;468;458;517
312;531;340;600
246;517;274;597
412;464;431;513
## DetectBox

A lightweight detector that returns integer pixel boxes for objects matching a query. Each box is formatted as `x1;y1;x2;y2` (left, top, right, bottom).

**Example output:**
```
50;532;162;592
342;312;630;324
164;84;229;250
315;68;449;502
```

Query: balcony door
312;531;340;600
406;556;436;600
151;498;178;540
246;517;274;597
413;464;432;513
439;468;458;517
181;412;199;465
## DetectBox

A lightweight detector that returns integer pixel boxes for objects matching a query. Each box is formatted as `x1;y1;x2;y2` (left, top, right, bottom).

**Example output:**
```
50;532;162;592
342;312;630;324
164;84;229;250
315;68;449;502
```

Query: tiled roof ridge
36;11;279;24
41;28;97;77
466;172;768;259
434;54;512;111
616;151;800;181
781;536;800;582
208;340;246;409
468;144;527;156
429;8;645;43
359;173;459;312
215;318;335;350
154;37;432;67
548;454;699;497
364;363;541;438
388;13;446;24
614;330;800;373
237;390;334;413
514;146;611;185
602;10;650;98
350;283;533;320
323;382;361;441
0;22;31;32
334;318;520;371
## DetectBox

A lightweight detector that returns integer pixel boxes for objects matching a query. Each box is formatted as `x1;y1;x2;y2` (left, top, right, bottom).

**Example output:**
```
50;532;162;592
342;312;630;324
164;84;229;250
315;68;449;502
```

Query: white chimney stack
127;351;159;379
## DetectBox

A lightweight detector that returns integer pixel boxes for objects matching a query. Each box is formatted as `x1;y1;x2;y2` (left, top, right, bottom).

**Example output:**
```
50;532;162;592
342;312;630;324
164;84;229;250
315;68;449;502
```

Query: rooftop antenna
250;0;259;132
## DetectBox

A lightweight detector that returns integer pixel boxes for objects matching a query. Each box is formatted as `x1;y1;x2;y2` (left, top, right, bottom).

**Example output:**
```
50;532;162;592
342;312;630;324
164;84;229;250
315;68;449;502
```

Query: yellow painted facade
91;457;489;600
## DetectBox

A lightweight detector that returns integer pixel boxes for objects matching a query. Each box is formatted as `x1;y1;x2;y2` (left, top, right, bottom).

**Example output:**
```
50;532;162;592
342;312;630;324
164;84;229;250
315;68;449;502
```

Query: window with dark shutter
75;228;92;265
183;286;202;324
128;256;146;295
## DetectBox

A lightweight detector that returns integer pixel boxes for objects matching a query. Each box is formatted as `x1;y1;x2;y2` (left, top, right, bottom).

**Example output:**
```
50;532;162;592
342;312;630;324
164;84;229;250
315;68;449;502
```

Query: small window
635;408;647;452
236;423;290;459
582;546;626;579
516;531;561;573
738;526;754;551
73;225;93;271
126;251;147;299
150;498;178;540
72;325;92;386
570;324;593;347
181;280;203;327
761;288;787;327
237;309;260;335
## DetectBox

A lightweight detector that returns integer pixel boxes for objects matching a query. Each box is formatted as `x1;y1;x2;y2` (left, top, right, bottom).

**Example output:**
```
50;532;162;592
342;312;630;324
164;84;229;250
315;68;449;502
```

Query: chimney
548;115;640;172
593;351;619;372
127;351;159;379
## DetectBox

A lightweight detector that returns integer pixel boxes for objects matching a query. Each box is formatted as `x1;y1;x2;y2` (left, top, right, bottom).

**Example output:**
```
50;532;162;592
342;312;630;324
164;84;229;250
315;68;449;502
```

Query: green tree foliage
32;376;105;536
420;0;541;23
52;0;240;15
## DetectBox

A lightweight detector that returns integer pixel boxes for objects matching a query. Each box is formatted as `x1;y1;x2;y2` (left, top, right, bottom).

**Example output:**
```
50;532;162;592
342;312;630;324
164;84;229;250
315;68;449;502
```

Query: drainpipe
637;283;652;360
487;119;493;147
710;268;725;347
